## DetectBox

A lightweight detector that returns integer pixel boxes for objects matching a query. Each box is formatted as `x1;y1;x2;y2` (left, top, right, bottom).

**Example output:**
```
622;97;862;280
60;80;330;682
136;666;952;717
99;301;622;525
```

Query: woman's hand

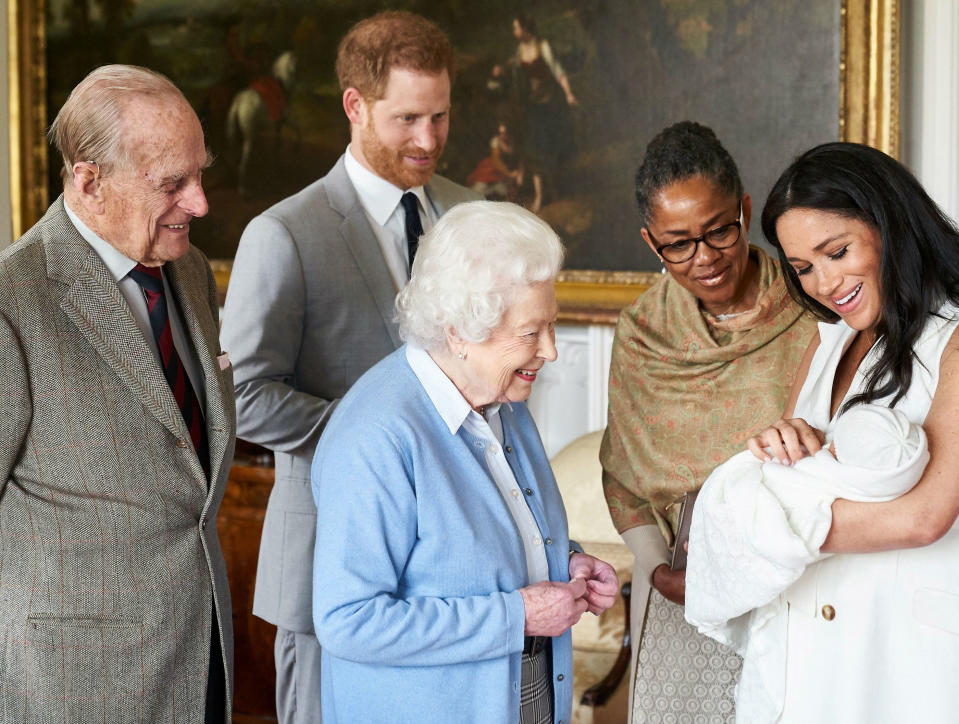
651;563;686;605
520;579;589;636
746;417;825;465
569;553;619;615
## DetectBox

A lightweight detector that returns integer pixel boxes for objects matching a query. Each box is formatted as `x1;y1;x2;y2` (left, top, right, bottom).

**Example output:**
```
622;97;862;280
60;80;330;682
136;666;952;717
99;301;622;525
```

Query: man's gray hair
48;64;187;179
396;201;564;351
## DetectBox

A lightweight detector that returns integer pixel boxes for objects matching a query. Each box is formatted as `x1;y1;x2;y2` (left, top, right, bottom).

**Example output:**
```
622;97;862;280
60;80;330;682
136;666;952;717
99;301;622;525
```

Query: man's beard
358;120;443;189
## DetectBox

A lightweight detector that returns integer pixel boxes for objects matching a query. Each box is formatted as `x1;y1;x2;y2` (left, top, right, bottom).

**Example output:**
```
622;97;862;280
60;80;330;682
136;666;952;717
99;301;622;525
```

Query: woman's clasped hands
519;553;619;636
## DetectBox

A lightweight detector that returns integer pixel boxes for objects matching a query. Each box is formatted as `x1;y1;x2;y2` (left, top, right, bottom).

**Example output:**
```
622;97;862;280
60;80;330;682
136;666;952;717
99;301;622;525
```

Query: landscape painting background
44;0;840;271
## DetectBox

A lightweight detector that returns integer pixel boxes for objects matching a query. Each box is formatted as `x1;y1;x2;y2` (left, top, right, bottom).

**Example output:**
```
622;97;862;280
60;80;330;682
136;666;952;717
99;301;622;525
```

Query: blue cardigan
311;347;574;724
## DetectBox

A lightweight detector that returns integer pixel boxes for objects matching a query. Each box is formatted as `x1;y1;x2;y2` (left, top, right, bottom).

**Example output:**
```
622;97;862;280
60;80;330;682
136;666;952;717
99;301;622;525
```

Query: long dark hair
762;141;959;411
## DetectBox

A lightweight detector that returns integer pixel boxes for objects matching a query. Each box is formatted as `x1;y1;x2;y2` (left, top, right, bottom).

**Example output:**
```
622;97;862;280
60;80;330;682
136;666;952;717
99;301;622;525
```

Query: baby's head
830;404;923;469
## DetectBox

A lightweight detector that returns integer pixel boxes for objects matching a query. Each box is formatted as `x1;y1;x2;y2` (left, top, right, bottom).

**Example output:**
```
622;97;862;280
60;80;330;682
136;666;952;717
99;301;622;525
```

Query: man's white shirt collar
344;144;429;224
406;344;503;435
64;199;137;281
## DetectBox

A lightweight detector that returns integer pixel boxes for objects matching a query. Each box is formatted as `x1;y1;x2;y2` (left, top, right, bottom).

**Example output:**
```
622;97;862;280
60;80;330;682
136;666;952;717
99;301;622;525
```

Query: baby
804;402;926;500
683;404;928;721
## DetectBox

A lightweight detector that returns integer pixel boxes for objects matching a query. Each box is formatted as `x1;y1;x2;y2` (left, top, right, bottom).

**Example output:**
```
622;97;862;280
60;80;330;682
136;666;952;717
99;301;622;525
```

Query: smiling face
776;207;883;332
347;67;450;189
642;175;755;316
92;97;209;266
456;282;558;410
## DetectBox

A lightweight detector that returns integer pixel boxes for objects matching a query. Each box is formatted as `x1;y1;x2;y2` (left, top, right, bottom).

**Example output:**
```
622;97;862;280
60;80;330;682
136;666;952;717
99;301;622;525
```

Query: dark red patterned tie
128;263;209;477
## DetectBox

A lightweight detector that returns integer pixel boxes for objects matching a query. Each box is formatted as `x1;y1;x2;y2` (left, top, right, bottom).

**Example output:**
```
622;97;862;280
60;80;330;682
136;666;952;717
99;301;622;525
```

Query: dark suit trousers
205;600;226;723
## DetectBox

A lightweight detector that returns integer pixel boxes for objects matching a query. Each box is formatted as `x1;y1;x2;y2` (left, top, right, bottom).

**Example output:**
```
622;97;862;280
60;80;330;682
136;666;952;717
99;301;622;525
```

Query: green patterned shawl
600;247;817;544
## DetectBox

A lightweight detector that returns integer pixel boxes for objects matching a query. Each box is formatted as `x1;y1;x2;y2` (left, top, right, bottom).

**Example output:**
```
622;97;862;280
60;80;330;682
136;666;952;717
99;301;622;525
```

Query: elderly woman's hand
568;553;619;615
746;417;825;465
520;579;589;636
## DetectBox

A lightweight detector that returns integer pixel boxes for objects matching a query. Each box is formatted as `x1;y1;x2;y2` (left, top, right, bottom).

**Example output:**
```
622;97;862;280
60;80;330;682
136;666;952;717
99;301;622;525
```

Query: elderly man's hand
520;579;589;636
569;552;619;615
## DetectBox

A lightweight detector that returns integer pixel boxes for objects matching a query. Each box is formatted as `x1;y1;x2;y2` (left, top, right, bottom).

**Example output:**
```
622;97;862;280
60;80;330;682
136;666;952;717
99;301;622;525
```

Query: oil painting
13;0;897;305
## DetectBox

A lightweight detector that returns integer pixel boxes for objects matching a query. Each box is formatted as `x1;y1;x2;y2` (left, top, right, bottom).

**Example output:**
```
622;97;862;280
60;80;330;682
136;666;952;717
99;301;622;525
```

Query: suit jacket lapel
47;208;190;447
165;256;235;489
326;157;403;348
425;177;453;217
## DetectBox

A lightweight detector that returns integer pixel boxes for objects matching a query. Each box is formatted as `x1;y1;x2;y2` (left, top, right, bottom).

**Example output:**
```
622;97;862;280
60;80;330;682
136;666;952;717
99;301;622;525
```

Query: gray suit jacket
0;198;236;723
220;155;478;632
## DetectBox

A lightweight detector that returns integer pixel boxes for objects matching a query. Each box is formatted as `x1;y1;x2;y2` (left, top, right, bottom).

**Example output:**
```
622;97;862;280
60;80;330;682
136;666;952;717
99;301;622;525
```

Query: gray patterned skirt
520;643;553;724
632;589;742;723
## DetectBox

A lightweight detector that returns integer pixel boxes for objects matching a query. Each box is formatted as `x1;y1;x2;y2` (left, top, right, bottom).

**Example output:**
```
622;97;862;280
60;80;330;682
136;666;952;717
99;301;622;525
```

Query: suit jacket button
176;439;189;449
821;604;836;621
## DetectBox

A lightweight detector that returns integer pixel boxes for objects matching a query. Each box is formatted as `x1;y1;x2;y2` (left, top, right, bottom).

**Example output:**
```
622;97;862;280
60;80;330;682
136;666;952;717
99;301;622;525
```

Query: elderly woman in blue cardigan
311;201;618;724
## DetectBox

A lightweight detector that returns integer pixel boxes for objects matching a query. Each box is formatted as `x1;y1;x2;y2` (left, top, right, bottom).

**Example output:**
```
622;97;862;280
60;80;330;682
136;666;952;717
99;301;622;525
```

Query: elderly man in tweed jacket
0;65;236;723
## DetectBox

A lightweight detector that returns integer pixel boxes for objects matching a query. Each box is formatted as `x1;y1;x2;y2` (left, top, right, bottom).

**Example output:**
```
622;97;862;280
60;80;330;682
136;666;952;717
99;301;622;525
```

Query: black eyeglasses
648;208;743;264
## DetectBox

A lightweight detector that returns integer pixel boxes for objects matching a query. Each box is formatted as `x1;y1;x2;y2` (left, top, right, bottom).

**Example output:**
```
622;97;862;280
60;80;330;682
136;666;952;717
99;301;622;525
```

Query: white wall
526;324;615;459
902;0;959;221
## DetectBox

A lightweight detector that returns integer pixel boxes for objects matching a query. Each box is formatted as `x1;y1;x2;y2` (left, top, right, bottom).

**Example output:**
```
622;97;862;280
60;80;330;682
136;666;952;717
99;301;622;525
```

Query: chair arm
581;581;632;706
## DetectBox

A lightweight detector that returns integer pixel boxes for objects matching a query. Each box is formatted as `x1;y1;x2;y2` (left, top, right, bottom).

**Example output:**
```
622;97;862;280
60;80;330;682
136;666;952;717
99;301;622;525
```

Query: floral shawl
600;247;817;543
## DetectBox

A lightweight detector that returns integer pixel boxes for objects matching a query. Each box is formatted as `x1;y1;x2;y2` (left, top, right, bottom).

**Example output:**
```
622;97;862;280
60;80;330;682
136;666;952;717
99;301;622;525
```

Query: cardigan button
556;674;565;682
821;604;836;621
175;438;189;449
524;488;533;496
545;537;553;546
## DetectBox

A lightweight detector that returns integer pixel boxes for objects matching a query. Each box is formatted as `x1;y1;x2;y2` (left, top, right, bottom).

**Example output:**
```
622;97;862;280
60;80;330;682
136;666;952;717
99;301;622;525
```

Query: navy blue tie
128;264;209;478
400;192;424;276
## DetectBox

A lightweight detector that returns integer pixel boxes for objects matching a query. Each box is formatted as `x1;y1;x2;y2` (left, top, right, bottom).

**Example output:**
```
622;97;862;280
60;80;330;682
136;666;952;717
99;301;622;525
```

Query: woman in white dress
742;141;959;723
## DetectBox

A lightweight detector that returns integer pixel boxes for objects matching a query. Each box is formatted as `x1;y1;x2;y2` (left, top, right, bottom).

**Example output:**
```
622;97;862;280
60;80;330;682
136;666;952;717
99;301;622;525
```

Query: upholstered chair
552;431;634;724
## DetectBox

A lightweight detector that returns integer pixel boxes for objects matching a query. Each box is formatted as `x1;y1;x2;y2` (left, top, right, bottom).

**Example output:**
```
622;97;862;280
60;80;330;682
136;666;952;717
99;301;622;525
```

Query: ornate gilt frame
9;0;900;323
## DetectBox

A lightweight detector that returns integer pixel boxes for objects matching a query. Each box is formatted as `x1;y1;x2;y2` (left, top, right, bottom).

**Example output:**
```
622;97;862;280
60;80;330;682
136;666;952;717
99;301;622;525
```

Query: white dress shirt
406;344;549;584
344;145;437;290
64;200;206;411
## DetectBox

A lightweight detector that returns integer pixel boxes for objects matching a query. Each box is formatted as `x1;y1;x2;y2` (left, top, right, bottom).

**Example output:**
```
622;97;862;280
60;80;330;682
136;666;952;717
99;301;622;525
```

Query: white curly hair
396;200;564;351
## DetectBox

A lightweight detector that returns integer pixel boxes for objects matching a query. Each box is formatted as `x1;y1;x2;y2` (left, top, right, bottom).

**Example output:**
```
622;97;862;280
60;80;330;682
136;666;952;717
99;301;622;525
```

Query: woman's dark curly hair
634;121;743;226
762;141;959;413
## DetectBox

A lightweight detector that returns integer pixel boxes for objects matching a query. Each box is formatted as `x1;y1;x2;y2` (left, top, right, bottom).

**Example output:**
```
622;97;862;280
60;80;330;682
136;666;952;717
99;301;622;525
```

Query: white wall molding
904;0;959;222
527;323;615;459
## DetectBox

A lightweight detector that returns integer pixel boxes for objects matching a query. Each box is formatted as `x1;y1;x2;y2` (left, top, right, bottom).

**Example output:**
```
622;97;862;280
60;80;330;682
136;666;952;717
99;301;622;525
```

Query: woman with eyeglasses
600;121;817;723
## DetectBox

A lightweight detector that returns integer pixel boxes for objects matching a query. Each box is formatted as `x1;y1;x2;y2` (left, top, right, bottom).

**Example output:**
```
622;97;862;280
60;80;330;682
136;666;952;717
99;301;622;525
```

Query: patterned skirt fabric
520;644;554;724
633;590;742;723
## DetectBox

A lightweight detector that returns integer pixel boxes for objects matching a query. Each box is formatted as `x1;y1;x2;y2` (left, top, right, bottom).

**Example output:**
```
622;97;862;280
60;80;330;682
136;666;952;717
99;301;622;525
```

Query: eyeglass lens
659;222;741;263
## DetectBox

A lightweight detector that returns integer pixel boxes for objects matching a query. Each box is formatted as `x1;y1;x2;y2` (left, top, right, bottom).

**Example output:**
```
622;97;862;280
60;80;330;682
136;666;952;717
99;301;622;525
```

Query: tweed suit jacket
0;198;236;723
220;155;478;632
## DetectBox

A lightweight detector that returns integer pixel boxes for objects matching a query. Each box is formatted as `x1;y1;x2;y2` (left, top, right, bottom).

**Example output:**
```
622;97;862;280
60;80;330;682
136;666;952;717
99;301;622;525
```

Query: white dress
774;306;959;723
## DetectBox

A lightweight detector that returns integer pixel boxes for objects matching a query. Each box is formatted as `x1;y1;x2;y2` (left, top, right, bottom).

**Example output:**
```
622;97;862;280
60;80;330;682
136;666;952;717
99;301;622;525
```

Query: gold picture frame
9;0;900;324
